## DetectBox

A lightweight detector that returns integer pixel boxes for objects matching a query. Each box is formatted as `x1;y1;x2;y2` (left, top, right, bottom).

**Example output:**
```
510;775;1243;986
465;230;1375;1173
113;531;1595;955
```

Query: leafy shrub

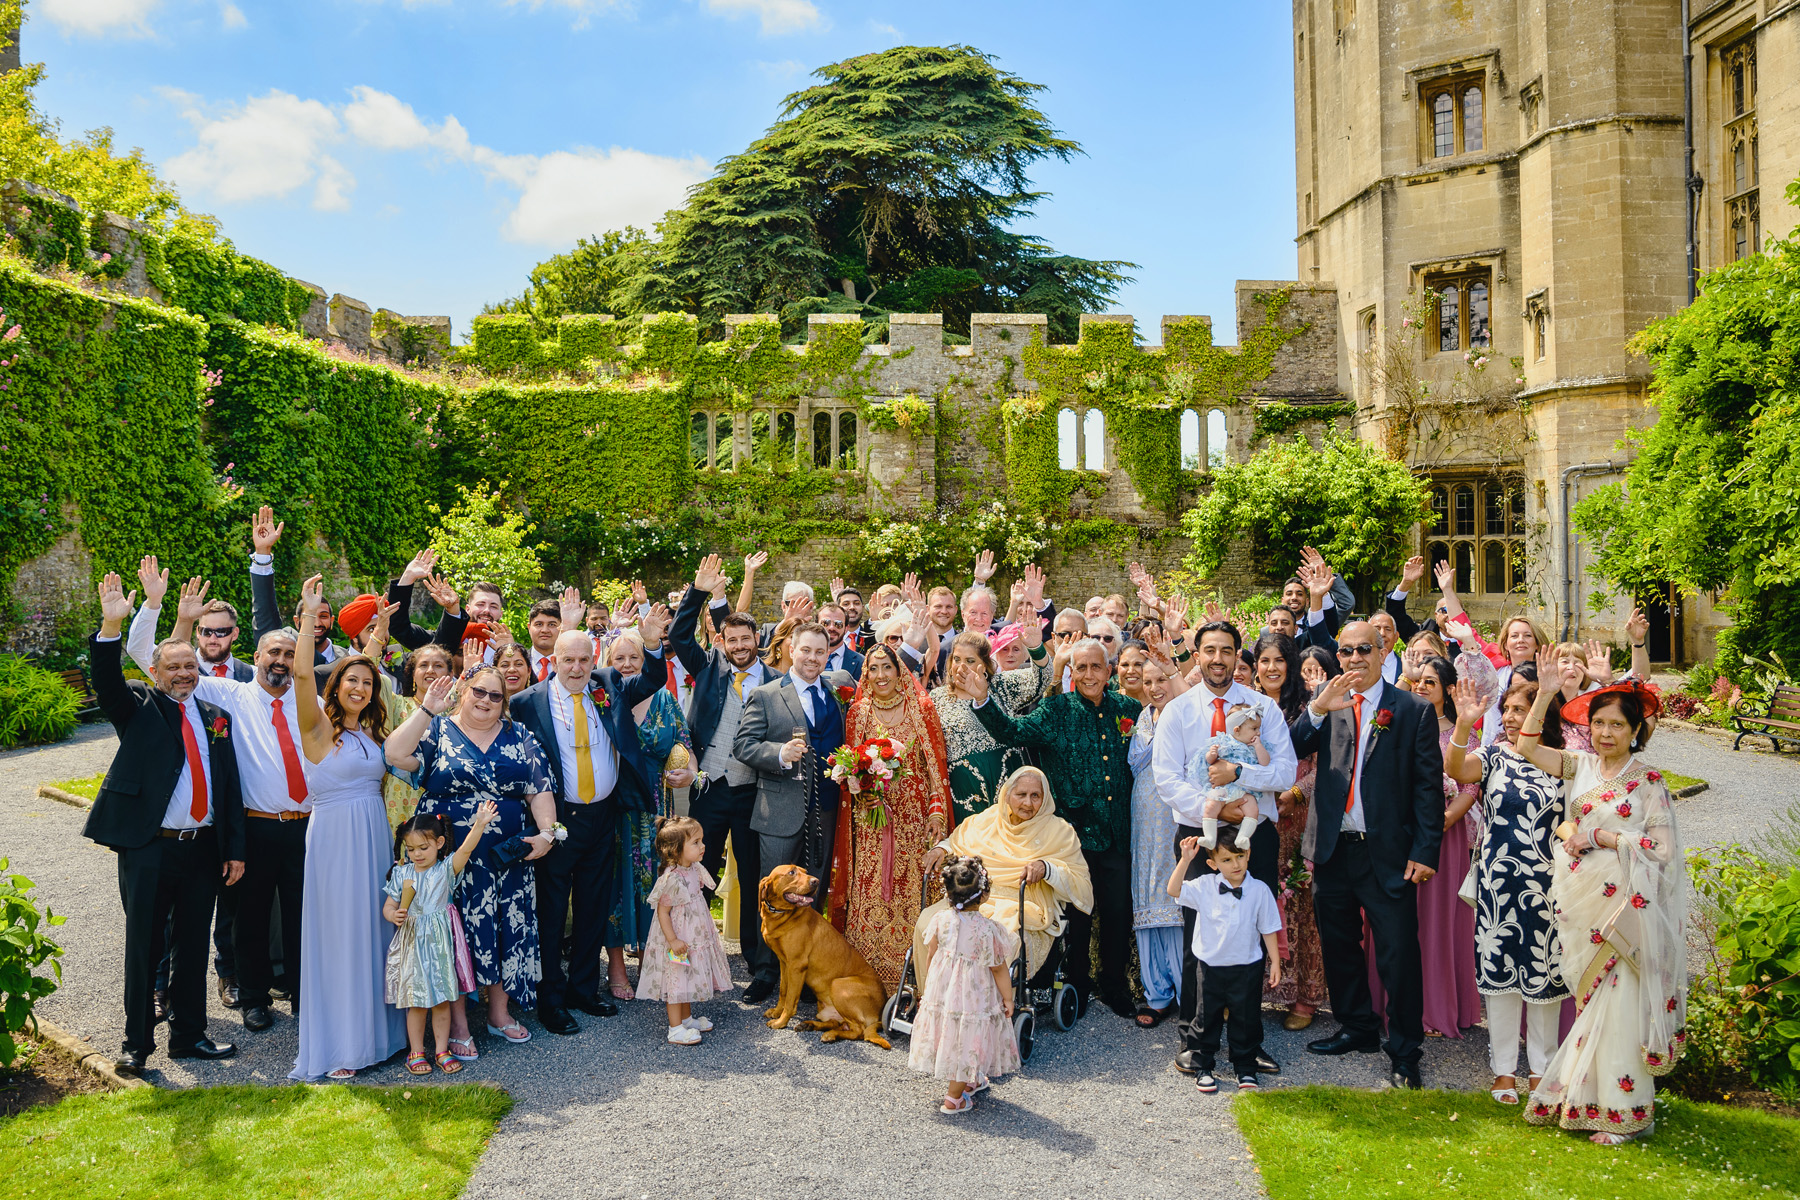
0;857;65;1068
0;654;78;748
1687;839;1800;1088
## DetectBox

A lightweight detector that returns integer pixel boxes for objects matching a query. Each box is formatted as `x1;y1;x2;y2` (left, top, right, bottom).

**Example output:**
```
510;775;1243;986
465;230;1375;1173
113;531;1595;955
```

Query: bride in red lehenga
827;643;953;988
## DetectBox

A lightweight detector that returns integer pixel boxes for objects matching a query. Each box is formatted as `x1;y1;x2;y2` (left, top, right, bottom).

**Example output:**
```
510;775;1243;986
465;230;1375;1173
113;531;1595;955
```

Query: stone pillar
91;214;163;303
292;281;329;340
887;312;943;351
806;313;861;342
327;294;373;355
970;312;1047;360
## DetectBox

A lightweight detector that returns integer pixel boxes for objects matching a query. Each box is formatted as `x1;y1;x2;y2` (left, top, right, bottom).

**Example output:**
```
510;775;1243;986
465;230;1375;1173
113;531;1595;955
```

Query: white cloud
704;0;821;35
219;2;248;29
38;0;161;36
162;84;707;241
164;90;347;208
502;147;709;245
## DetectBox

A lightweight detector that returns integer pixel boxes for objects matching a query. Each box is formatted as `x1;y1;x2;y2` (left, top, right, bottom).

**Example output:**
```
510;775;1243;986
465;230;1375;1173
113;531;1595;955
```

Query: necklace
870;693;906;712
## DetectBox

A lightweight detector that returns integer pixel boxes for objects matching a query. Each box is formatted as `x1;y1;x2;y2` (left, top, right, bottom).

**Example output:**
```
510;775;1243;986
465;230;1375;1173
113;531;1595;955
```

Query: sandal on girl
968;1076;991;1095
405;1053;432;1076
447;1038;479;1062
1490;1075;1518;1105
435;1050;463;1074
327;1068;356;1081
940;1092;975;1115
486;1021;530;1044
681;1016;714;1032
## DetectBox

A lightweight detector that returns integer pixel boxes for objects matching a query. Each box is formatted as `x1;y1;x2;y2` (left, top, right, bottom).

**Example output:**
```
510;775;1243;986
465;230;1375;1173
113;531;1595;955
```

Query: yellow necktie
573;692;595;802
733;670;748;698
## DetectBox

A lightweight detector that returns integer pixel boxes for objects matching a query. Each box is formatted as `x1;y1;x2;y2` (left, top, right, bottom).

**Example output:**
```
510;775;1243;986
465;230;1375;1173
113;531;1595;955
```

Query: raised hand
1164;590;1188;636
829;576;845;598
952;659;990;706
1583;638;1614;685
558;585;583;630
1535;643;1561;687
1401;554;1426;588
421;674;456;715
1127;561;1149;588
176;576;211;623
298;574;326;618
1202;600;1226;625
422;573;461;613
1624;607;1649;646
901;572;923;609
1312;670;1357;712
973;549;997;584
694;553;728;596
136;555;169;607
1450;677;1481;720
639;602;672;645
1022;563;1046;609
461;637;486;666
98;572;136;629
630;579;648;608
1433;558;1457;596
367;599;401;645
488;623;515;648
788;595;815;622
399;547;437;587
252;505;283;555
743;550;768;575
1009;578;1027;608
1304;558;1334;603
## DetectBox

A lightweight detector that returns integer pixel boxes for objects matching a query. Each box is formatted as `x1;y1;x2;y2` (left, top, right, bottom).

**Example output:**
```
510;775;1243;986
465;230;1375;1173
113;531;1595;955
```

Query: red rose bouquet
827;735;910;828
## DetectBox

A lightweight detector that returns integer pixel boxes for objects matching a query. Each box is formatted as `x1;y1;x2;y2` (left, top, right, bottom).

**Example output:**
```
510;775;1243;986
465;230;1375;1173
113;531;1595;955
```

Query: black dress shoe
568;995;618;1018
1306;1030;1382;1056
169;1038;237;1060
153;990;169;1025
1174;1049;1200;1074
1254;1052;1281;1075
217;975;242;1010
242;1005;274;1032
1391;1059;1423;1089
538;1006;580;1036
742;977;776;1005
116;1049;148;1074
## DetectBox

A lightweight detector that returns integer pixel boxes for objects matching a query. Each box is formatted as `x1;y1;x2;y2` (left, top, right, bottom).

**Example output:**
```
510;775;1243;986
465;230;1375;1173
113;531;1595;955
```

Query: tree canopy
1573;179;1800;674
491;45;1133;341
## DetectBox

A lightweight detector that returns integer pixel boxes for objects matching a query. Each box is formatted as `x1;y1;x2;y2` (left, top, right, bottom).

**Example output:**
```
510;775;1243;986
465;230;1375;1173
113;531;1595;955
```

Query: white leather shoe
666;1024;702;1045
681;1016;714;1032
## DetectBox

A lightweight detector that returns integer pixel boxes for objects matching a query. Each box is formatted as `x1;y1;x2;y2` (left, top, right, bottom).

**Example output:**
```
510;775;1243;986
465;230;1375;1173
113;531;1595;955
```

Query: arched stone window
1057;408;1079;470
1179;408;1202;470
1083;408;1106;470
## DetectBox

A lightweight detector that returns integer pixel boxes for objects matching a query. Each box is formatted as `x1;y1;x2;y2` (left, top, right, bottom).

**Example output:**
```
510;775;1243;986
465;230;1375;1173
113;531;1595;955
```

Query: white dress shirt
548;678;619;803
161;693;216;830
1152;680;1298;828
128;601;310;813
789;669;827;723
1382;649;1402;685
1308;678;1385;833
527;646;557;684
826;642;855;673
1179;874;1282;966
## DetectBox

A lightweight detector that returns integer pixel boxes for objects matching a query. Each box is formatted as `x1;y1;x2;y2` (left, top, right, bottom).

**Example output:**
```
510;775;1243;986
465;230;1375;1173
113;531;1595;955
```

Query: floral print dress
1472;745;1569;1001
406;715;555;1009
609;688;691;950
637;863;733;1004
909;908;1021;1084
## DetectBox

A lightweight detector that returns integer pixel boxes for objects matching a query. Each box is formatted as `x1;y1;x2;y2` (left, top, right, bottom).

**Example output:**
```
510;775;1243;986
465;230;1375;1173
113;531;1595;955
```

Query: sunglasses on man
197;625;235;638
1337;643;1378;658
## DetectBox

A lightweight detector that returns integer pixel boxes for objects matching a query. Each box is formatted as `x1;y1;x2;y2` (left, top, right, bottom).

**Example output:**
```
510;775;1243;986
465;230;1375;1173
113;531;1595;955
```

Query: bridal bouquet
827;736;910;828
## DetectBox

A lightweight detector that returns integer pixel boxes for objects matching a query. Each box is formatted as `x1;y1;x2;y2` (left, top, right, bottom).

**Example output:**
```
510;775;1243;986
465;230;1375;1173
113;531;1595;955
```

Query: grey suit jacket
733;669;854;838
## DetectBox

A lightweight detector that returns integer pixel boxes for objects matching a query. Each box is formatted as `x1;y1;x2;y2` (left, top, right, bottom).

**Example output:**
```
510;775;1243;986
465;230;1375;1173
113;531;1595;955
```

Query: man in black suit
383;546;469;651
248;505;344;671
673;558;778;1001
192;599;255;683
85;573;246;1073
1288;618;1444;1089
817;602;865;679
509;606;672;1036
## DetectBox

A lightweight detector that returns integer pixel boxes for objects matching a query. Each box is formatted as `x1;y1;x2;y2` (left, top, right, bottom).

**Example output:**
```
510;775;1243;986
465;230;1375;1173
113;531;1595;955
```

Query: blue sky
28;0;1298;343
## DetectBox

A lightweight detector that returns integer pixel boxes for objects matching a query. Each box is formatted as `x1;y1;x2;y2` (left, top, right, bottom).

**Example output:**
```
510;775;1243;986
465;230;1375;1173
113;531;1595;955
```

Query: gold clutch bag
665;744;691;772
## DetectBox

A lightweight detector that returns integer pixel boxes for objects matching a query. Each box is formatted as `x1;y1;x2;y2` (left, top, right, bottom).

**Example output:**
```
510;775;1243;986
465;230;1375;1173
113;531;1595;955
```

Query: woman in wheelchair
915;766;1093;995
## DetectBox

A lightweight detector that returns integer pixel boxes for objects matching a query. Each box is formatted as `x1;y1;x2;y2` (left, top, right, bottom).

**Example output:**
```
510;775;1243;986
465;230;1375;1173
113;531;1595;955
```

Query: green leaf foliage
1572;209;1800;673
1181;432;1429;589
0;653;77;747
0;855;65;1069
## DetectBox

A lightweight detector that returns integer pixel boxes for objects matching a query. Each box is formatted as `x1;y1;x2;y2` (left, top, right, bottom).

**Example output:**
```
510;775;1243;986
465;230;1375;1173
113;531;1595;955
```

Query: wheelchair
881;880;1079;1061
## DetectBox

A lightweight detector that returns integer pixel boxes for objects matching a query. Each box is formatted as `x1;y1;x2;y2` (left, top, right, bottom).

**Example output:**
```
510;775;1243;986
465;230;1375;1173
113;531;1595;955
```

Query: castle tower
1293;0;1697;654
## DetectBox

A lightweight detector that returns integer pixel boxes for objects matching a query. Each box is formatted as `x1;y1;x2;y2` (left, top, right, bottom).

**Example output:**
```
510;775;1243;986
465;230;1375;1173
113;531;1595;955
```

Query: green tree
507;45;1133;341
1180;433;1429;593
484;227;652;325
427;482;546;612
1573;181;1800;675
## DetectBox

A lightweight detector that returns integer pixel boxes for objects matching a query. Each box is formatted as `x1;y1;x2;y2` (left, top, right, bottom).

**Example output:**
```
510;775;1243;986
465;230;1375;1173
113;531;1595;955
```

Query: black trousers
1194;957;1268;1074
534;797;617;1010
1312;834;1424;1065
1177;819;1279;1050
232;815;307;1009
1062;847;1131;1002
119;831;221;1054
154;873;236;992
692;778;770;982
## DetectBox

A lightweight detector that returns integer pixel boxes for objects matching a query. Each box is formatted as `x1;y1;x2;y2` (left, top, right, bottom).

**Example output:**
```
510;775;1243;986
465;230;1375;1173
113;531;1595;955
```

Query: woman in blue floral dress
385;665;557;1057
603;630;695;1000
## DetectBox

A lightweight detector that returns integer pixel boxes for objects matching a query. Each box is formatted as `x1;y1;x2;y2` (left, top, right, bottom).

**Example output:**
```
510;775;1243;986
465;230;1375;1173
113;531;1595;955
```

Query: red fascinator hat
461;620;494;648
1559;678;1662;726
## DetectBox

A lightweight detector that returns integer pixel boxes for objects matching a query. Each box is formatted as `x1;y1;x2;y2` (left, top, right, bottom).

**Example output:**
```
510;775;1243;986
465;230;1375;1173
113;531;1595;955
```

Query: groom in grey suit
733;622;856;897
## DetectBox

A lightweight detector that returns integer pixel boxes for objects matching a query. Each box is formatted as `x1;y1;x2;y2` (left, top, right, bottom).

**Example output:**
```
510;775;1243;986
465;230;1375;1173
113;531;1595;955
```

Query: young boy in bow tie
1169;831;1282;1092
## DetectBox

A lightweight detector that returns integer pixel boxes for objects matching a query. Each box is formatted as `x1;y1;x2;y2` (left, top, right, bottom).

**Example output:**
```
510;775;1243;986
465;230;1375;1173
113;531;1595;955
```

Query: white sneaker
666;1024;702;1045
682;1016;714;1032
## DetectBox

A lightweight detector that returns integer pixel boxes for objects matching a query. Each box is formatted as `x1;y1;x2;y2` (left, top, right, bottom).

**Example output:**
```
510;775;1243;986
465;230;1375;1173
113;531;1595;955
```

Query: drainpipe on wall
1561;461;1621;641
1682;0;1699;303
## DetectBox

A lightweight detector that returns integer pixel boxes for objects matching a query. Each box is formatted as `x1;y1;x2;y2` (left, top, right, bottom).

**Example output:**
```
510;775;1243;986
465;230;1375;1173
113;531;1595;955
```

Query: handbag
1457;856;1479;908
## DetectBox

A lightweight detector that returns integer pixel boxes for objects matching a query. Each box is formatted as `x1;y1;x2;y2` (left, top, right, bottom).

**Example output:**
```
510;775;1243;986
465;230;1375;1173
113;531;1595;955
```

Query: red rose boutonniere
591;687;610;712
835;684;856;712
1117;716;1135;737
209;715;229;740
1367;708;1394;748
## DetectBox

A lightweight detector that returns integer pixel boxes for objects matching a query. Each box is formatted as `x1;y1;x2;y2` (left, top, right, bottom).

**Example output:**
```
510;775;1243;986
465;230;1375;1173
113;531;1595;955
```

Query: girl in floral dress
910;855;1020;1114
638;816;733;1046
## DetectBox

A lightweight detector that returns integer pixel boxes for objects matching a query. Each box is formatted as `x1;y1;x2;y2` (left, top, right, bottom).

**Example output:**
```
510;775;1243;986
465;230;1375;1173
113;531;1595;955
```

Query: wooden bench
57;667;102;721
1733;683;1800;752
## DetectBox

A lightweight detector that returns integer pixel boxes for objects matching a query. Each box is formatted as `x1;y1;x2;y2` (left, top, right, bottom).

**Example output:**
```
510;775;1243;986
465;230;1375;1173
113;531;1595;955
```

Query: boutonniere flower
1373;708;1393;730
209;715;229;740
1116;716;1135;737
834;684;856;711
591;688;610;711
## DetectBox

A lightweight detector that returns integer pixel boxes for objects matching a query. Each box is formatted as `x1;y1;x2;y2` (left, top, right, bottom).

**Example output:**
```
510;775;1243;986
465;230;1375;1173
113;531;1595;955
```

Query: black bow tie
1218;881;1242;899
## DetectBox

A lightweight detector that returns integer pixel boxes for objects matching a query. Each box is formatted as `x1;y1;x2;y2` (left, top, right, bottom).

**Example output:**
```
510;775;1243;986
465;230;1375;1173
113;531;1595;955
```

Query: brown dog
758;864;889;1048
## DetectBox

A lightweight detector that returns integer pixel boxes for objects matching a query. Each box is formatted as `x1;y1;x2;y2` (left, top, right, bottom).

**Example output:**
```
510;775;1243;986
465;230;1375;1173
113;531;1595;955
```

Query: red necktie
180;706;209;822
1346;694;1364;815
1211;696;1226;735
538;656;552;682
271;697;308;804
213;663;229;677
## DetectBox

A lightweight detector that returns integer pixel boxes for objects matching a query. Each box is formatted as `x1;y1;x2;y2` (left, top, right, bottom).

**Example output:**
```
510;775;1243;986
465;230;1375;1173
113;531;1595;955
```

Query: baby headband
1225;703;1262;734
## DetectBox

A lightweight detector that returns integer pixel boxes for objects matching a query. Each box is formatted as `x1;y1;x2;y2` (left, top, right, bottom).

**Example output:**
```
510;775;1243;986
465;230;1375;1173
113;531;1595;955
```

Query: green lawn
41;772;103;802
0;1083;512;1199
1237;1086;1798;1200
1662;770;1706;792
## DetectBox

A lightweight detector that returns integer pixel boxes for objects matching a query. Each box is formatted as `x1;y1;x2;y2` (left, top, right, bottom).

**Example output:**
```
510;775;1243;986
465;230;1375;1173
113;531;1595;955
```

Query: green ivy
1251;399;1355;442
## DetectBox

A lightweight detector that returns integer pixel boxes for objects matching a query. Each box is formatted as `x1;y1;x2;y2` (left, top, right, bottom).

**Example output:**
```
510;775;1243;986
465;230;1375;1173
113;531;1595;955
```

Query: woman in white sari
1508;648;1685;1144
916;766;1093;991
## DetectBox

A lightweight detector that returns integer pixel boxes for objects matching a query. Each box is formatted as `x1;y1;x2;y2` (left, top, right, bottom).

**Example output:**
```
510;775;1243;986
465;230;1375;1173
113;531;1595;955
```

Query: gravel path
4;722;1794;1198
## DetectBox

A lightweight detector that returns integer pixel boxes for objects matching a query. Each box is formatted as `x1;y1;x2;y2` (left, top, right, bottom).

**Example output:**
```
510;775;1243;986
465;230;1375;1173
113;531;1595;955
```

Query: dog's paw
866;1034;892;1050
766;1016;789;1029
763;1007;782;1021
